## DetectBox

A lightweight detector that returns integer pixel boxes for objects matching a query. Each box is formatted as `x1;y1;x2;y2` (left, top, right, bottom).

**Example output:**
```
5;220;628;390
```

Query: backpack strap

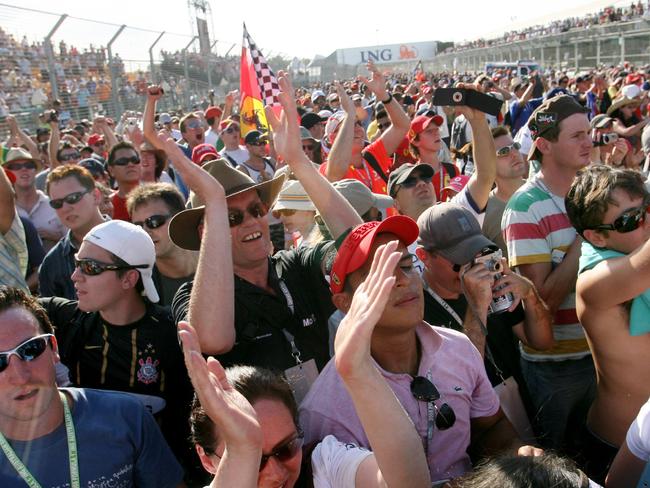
362;150;388;183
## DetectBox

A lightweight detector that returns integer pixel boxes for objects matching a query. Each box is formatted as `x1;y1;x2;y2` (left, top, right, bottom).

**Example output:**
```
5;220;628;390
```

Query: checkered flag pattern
243;26;280;107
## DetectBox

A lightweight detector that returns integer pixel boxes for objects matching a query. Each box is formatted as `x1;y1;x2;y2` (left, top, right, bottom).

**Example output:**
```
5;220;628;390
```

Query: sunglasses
59;152;80;162
74;257;148;276
259;434;304;471
185;119;203;130
0;334;54;373
6;161;37;171
49;189;91;209
248;140;267;147
378;123;391;131
111;156;140;167
400;174;432;189
588;203;650;234
272;209;297;218
496;142;522;157
410;376;456;430
132;214;171;230
224;126;239;134
228;202;269;227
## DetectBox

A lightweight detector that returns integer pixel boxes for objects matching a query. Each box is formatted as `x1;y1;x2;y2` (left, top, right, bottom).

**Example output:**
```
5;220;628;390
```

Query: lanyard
422;278;463;327
278;279;303;364
0;391;80;488
425;370;435;455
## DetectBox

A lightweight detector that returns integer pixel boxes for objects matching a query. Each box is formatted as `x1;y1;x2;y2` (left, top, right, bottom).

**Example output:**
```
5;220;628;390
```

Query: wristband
381;93;393;104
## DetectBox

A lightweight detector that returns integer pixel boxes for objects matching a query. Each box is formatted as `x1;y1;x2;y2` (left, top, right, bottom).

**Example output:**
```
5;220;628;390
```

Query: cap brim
372;193;395;209
438;233;495;265
142;274;160;303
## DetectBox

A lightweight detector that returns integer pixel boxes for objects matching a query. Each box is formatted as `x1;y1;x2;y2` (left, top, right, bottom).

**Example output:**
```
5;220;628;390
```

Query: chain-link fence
0;3;244;139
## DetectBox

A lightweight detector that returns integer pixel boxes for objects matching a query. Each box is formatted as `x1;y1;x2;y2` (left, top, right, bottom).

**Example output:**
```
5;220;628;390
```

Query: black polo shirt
172;241;336;372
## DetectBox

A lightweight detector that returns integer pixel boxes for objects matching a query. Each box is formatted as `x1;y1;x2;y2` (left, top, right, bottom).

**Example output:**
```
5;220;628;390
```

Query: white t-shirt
627;396;650;461
220;146;250;166
311;435;373;488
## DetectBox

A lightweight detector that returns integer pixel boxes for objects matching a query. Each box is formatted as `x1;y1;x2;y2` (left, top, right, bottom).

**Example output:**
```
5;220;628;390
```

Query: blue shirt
38;230;78;300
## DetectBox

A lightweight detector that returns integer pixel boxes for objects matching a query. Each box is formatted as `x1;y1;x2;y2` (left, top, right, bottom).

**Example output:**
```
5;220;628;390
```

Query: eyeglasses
132;214;172;230
228;201;269;227
496;142;522;157
272;209;296;218
59;152;80;162
259;433;304;471
49;189;91;209
0;334;54;373
588;203;650;234
185;119;203;130
410;376;456;430
111;156;140;166
74;257;148;276
400;174;432;189
378;123;391;131
224;126;239;134
6;161;37;171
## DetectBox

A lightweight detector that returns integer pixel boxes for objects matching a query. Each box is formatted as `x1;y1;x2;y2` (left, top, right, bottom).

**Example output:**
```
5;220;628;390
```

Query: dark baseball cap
301;112;325;130
387;163;434;197
416;202;494;265
528;94;590;140
244;130;267;145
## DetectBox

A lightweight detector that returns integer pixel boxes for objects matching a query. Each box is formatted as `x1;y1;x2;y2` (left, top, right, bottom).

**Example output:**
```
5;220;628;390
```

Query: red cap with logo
329;215;419;294
407;114;444;142
191;144;219;165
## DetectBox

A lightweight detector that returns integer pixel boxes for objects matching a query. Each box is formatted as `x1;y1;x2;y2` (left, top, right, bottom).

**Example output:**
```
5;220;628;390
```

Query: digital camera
473;247;514;315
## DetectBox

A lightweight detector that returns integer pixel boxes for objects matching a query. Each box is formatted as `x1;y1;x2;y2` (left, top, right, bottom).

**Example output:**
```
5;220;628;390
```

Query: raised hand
360;60;389;100
334;240;402;381
454;82;486;123
178;321;262;456
147;84;164;102
337;82;355;116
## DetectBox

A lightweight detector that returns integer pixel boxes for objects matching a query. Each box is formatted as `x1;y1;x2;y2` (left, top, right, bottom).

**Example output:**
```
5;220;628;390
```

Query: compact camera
472;247;514;315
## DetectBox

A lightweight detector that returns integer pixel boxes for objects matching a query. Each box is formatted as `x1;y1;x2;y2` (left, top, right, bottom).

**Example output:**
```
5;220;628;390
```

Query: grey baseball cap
332;179;394;216
387;163;434;198
416;202;494;265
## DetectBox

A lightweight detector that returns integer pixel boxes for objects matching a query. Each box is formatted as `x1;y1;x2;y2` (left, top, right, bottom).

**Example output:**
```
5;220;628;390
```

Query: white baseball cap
84;220;160;303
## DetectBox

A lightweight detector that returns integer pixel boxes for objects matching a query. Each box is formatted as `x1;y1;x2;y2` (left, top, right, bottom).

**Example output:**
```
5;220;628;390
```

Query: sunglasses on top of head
587;202;650;234
0;334;54;373
49;189;91;209
228;202;269;227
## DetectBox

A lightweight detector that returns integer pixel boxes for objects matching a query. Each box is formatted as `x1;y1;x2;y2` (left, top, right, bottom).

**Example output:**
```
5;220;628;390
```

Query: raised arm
48;118;61;167
6;116;39;159
143;85;165;151
94;115;119;150
266;72;362;239
160;135;234;355
325;83;356;182
335;241;430;488
361;61;410;155
0;165;16;234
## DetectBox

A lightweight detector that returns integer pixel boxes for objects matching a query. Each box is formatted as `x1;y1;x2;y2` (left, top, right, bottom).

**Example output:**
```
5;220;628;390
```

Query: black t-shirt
39;297;194;472
422;290;524;387
172;241;336;373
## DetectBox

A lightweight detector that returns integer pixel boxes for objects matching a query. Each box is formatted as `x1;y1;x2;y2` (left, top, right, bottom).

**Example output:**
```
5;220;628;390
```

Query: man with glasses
107;141;142;221
239;130;276;182
218;118;249;167
502;95;596;452
482;126;529;259
4;148;64;252
37;219;204;481
301;216;535;485
127;183;197;307
0;286;184;487
565;165;650;483
39;165;106;300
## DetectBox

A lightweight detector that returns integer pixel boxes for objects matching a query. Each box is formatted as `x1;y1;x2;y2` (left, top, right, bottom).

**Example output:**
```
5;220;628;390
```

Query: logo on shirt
137;357;160;384
302;314;317;328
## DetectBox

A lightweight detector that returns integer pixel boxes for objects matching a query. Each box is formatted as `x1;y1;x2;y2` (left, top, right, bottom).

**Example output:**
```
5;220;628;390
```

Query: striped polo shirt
0;214;28;291
501;174;590;361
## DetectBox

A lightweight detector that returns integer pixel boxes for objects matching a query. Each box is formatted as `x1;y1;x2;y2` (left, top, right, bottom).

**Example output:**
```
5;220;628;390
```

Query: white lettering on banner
336;41;436;66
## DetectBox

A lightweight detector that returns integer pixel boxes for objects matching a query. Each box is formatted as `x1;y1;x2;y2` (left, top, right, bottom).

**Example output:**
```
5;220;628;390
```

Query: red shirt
111;192;131;222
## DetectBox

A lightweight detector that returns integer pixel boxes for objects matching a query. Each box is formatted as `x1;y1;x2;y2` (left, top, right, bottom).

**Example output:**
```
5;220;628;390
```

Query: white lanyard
0;391;79;488
422;278;463;327
278;279;302;364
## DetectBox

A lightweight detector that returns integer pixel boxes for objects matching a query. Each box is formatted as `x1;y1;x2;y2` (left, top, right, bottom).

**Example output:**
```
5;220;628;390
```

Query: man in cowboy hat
169;72;362;377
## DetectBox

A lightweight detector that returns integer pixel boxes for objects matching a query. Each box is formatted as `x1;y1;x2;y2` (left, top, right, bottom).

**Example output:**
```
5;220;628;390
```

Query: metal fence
426;18;650;73
0;3;242;137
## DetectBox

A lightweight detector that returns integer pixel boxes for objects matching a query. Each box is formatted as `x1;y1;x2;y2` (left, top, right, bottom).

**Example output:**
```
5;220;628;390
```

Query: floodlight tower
187;0;217;88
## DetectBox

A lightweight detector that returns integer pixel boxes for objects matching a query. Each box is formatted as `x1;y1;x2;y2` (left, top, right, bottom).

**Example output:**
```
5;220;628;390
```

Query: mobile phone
432;88;503;117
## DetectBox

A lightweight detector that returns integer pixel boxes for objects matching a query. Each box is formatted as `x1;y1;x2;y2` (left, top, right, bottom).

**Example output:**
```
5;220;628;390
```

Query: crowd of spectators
445;1;650;53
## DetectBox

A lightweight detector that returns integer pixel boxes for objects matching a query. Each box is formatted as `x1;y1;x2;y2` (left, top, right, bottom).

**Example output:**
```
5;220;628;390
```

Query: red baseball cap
205;106;223;120
330;215;419;294
87;133;105;146
407;114;444;142
441;175;470;201
191;144;219;165
626;73;643;85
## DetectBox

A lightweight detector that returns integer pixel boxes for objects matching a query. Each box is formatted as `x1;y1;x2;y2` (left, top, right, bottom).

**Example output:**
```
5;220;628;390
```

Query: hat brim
142;274;160;303
372;193;395;209
437;233;495;265
607;97;640;115
169;172;286;251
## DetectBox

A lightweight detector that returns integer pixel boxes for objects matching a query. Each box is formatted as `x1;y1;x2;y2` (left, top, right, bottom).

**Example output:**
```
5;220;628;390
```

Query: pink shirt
299;323;500;483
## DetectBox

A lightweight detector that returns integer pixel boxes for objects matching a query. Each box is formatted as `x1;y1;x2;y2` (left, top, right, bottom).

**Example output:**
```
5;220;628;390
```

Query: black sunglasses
228;202;269;227
410;376;456;430
0;334;54;373
378;123;391;131
588;203;650;234
496;142;521;157
224;126;239;134
111;156;141;167
400;174;432;189
132;214;172;230
49;189;91;209
6;161;37;171
74;258;148;276
248;140;267;147
59;152;80;162
259;433;304;471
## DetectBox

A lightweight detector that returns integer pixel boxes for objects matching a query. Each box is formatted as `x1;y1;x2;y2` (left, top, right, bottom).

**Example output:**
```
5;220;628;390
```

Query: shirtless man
565;164;650;483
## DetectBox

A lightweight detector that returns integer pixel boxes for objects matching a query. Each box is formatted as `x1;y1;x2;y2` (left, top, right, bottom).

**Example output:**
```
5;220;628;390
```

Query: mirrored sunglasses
0;334;54;373
74;258;147;276
588;203;650;234
496;142;522;157
49;190;91;209
132;214;172;230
